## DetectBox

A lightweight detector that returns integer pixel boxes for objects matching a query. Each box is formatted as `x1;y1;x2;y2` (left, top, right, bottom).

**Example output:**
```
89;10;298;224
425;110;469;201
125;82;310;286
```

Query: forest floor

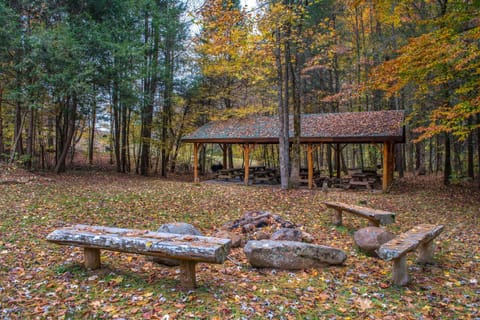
0;165;479;319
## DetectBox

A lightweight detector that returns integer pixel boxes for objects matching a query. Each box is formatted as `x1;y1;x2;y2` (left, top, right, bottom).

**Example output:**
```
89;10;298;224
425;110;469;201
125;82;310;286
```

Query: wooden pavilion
182;110;405;192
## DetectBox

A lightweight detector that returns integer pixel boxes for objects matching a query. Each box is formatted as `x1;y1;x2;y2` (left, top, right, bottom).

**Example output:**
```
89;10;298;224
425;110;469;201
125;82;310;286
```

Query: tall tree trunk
112;81;121;172
88;92;97;165
161;35;174;178
126;108;132;173
396;144;404;178
55;97;77;173
415;141;425;174
0;89;4;158
121;102;128;173
14;101;24;158
289;1;304;187
467;118;474;179
140;12;159;176
26;99;36;169
443;132;451;185
10;110;28;164
477;114;480;188
327;144;333;178
170;105;190;172
275;24;290;189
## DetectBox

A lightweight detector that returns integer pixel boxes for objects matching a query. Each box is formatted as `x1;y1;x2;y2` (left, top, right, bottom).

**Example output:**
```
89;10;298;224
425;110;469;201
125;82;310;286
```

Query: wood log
230;212;271;230
46;225;231;264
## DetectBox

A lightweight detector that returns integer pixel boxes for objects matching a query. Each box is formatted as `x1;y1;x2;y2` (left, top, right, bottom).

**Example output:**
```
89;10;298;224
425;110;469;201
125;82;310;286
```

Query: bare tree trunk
477;114;480;187
140;12;159;176
444;132;451;185
275;25;290;189
415;141;425;174
0;89;5;158
161;20;175;178
170;105;190;172
112;81;121;172
396;144;404;178
25;105;35;169
55;97;77;174
121;102;128;173
327;144;333;178
10;110;28;164
467;118;474;179
88;93;97;165
14;101;24;158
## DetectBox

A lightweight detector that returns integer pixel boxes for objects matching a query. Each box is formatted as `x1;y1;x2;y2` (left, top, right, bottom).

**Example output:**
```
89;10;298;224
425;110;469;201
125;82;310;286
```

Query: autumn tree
370;1;480;184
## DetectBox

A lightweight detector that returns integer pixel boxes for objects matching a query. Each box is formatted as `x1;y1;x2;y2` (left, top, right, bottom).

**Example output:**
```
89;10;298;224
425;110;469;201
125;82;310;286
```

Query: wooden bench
323;201;396;227
377;224;444;286
46;225;231;289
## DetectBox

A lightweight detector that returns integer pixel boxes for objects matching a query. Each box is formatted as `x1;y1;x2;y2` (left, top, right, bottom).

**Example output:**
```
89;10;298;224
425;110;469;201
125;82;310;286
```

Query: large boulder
151;223;203;266
244;240;346;269
157;223;203;236
353;226;395;256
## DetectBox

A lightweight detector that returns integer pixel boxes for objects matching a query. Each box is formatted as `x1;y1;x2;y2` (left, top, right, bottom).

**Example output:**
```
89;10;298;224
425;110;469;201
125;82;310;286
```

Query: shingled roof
182;110;405;144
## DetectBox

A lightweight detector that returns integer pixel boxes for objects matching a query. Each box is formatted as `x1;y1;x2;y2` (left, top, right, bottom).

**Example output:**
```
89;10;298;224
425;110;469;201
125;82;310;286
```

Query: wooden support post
222;143;227;169
179;260;197;289
243;144;250;185
333;209;343;226
392;255;409;286
382;142;395;192
335;144;341;179
84;248;101;269
307;143;314;189
417;240;435;264
193;143;201;183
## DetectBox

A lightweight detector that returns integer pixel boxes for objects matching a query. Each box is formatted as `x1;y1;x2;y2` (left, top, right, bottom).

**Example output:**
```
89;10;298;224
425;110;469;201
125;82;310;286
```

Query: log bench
377;224;444;286
46;225;231;289
323;201;396;227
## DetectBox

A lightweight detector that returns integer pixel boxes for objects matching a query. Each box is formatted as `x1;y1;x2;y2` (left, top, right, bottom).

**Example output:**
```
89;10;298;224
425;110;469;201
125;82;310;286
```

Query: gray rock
151;223;203;266
244;240;346;269
353;227;395;256
253;230;270;240
214;230;243;248
157;223;203;236
270;228;314;243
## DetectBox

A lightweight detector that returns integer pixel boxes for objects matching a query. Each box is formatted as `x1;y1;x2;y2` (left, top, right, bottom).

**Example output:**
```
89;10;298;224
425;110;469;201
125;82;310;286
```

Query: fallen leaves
0;172;479;319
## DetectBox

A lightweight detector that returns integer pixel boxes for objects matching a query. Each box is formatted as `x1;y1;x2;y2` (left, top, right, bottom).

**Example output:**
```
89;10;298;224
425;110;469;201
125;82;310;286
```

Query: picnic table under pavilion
182;110;405;192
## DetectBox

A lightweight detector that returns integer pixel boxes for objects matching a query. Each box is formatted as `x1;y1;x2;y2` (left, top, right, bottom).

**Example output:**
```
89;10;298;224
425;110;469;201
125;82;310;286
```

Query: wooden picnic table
216;168;244;180
347;169;380;190
252;168;279;184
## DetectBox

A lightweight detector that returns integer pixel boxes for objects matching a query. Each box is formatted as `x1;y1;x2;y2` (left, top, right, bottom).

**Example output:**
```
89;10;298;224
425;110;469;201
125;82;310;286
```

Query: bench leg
392;255;409;286
333;209;343;226
417;240;435;264
179;261;197;289
84;248;101;269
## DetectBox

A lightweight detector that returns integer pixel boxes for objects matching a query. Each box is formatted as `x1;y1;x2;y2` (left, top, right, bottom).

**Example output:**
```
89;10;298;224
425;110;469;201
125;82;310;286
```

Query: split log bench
377;224;444;286
46;225;231;289
323;201;396;227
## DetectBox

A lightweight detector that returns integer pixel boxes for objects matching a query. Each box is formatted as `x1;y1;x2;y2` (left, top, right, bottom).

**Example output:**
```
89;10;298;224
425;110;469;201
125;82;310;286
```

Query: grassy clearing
0;170;478;319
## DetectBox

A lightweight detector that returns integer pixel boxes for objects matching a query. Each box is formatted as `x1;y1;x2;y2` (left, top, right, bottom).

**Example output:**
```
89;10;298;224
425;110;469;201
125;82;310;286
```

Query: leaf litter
0;170;478;319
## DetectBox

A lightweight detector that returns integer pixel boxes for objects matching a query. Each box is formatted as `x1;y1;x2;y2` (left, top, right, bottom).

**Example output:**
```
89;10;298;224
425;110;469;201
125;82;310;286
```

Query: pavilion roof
182;110;405;144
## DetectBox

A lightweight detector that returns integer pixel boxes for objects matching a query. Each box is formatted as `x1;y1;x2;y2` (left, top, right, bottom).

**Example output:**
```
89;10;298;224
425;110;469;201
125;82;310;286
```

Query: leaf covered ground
0;168;478;319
